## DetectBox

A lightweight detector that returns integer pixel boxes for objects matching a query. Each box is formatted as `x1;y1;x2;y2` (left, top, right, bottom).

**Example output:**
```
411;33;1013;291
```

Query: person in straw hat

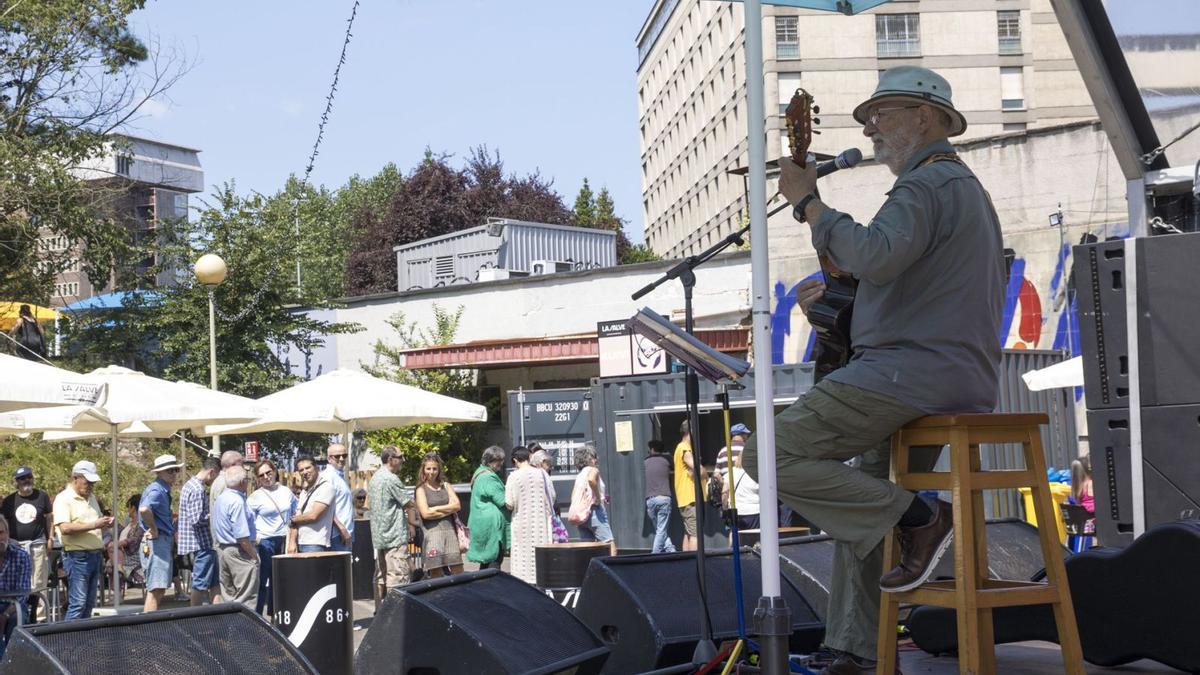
138;453;184;612
745;66;1004;675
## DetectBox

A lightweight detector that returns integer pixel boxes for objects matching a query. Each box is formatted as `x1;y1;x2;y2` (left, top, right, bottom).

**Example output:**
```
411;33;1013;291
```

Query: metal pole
208;287;220;455
295;196;303;294
111;426;119;611
744;1;790;672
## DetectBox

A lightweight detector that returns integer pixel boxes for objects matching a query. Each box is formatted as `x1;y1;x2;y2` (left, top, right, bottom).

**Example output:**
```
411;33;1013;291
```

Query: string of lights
214;0;361;323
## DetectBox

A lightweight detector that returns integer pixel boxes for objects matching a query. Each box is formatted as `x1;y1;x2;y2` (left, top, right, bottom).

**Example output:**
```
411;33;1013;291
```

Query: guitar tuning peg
814;129;822;134
813;105;821;114
813;117;821;125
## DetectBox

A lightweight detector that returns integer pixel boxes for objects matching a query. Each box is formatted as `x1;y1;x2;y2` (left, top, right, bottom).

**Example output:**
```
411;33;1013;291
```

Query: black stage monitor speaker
354;568;609;674
0;603;316;674
929;518;1059;582
1073;234;1200;410
1087;407;1200;546
575;549;824;674
907;519;1200;673
771;535;836;622
768;521;1051;624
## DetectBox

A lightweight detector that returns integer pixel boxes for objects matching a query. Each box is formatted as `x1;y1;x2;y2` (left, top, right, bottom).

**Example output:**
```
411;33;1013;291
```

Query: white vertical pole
111;426;120;611
744;0;781;598
1124;236;1145;537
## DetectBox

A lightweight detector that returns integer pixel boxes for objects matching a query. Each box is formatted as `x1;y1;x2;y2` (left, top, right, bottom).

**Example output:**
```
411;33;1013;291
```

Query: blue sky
128;1;652;240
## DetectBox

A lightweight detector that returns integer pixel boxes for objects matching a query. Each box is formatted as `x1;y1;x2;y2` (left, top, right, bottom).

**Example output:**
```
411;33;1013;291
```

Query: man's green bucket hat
852;66;967;137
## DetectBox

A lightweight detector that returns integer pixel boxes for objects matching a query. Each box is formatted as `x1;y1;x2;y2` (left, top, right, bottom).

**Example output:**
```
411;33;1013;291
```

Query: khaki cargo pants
742;378;940;661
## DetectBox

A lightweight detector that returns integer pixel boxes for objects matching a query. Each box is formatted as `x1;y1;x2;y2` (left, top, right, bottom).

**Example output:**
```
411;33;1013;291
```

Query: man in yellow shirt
52;461;112;620
673;419;705;551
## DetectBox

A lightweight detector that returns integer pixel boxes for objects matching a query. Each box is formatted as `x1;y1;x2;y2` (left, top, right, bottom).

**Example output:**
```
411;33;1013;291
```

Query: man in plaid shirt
179;457;222;605
0;518;32;659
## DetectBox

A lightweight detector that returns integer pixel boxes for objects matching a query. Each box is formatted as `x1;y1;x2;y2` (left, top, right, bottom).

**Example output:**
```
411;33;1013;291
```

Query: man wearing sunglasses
1;467;51;622
757;66;1005;675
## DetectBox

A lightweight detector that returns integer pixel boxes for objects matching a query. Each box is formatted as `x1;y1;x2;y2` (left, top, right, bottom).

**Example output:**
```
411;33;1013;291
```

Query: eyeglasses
354;497;366;502
867;105;920;126
15;476;33;482
328;454;347;460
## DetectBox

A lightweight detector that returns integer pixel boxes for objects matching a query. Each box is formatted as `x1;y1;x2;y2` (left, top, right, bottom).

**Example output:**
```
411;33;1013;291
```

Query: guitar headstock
784;88;820;168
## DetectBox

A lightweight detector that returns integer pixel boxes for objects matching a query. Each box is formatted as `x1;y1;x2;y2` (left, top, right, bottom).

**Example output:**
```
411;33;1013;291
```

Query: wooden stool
876;413;1084;675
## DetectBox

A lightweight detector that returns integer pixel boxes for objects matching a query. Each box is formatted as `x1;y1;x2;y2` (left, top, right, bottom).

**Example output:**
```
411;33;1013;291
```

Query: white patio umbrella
0;353;106;412
203;368;488;448
0;366;265;611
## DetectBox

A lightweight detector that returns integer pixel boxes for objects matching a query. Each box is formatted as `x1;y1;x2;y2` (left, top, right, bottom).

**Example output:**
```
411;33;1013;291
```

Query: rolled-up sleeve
810;181;933;286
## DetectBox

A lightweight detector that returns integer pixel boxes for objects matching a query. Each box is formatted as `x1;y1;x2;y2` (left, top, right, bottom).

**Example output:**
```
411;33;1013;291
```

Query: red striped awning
401;328;749;369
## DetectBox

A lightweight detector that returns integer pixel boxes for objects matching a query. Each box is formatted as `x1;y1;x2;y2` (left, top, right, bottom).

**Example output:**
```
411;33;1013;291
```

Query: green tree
0;0;188;301
151;184;357;399
571;178;597;227
571;179;660;265
362;304;486;483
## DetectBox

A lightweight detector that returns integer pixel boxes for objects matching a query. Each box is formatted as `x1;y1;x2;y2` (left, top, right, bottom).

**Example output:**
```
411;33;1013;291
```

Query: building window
39;235;68;252
876;14;920;58
776;16;799;60
1002;122;1028;133
116;154;133;176
1001;66;1025;110
778;72;802;114
54;282;79;298
998;11;1022;55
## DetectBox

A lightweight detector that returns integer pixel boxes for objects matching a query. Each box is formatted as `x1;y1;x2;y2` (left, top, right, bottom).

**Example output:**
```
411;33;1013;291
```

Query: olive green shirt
367;468;411;550
809;139;1004;413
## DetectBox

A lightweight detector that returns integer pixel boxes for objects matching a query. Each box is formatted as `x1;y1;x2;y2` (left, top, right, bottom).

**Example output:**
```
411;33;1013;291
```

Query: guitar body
807;265;856;382
785;88;857;382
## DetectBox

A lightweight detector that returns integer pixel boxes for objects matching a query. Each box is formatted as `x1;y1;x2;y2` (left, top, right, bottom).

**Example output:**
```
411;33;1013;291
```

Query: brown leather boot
879;499;954;593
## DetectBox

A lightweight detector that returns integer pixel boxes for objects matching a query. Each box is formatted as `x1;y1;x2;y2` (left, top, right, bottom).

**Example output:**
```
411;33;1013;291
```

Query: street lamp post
194;253;227;455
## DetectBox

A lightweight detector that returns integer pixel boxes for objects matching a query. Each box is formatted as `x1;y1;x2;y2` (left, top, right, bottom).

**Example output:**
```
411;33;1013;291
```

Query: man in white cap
747;65;1004;674
138;454;184;612
52;460;113;620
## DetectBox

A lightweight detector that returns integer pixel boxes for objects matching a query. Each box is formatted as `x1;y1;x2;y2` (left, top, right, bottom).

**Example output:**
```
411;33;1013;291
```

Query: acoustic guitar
784;88;857;382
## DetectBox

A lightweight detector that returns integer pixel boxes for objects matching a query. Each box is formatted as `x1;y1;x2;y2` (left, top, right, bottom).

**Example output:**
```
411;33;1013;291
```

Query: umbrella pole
111;424;119;611
343;421;353;469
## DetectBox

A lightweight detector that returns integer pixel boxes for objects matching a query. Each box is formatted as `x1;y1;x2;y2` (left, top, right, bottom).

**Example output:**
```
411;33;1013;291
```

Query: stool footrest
900;469;1040;491
890;579;1061;608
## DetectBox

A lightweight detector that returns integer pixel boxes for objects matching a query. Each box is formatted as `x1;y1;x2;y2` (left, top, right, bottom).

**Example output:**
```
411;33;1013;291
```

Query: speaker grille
412;572;602;671
598;551;819;639
24;609;311;674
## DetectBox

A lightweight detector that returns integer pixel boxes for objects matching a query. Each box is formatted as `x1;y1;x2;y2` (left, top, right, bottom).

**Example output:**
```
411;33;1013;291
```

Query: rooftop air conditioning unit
530;260;572;276
476;268;511;282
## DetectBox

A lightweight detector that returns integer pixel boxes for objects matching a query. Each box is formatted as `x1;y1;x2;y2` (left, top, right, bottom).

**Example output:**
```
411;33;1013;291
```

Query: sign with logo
244;441;260;463
597;319;669;378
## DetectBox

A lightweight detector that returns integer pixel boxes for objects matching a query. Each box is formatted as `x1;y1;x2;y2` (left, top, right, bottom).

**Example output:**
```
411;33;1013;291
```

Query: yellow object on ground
0;302;60;330
1019;482;1072;545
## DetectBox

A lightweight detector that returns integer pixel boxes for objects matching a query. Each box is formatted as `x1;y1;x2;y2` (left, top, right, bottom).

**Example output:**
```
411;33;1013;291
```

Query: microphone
816;148;863;178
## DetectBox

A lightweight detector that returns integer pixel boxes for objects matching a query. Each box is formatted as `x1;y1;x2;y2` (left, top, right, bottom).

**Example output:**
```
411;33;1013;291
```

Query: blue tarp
727;0;892;15
61;291;161;312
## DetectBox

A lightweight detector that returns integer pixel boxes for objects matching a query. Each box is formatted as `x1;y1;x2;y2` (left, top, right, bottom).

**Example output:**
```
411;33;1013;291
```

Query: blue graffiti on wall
771;271;823;365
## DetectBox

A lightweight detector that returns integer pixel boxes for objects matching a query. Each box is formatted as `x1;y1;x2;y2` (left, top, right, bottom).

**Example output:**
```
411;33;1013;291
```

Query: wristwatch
793;193;818;223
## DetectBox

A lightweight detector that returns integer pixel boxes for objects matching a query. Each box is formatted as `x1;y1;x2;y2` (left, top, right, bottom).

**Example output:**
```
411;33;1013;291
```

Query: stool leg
950;427;993;675
1024;429;1085;674
970;441;997;674
876;432;905;675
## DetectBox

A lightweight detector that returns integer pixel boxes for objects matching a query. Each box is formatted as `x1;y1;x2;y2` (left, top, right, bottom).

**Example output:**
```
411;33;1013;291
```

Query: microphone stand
632;224;751;666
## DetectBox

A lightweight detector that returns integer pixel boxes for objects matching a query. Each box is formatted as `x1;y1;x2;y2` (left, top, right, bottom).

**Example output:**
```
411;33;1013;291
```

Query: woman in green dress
466;446;510;569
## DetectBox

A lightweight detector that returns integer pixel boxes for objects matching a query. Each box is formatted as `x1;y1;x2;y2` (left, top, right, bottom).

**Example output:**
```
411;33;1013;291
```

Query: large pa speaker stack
574;549;824;674
355;569;609;674
0;604;316;674
1073;233;1200;546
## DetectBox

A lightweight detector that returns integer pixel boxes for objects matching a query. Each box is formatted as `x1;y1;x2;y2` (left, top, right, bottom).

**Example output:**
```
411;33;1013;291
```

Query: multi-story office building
43;134;203;305
635;0;1095;257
